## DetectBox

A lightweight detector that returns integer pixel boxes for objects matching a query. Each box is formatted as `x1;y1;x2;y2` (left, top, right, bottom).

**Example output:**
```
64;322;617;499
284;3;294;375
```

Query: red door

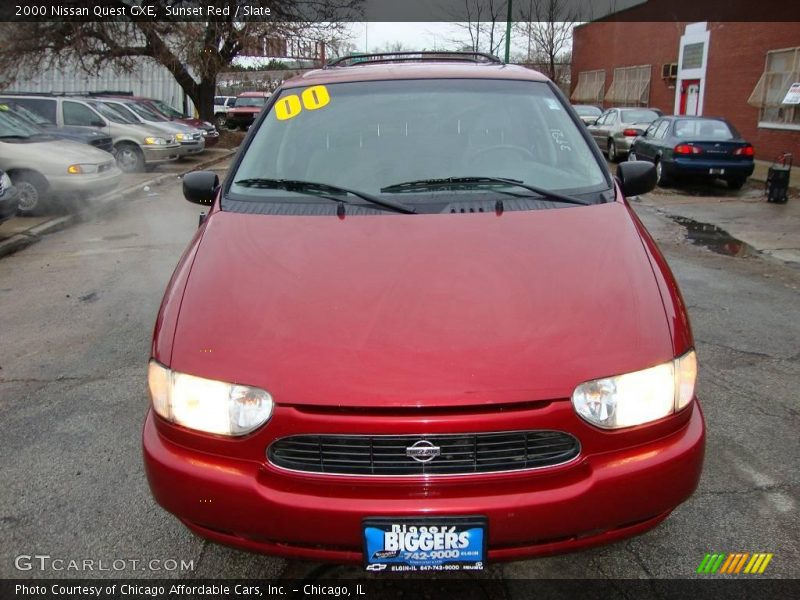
679;79;701;115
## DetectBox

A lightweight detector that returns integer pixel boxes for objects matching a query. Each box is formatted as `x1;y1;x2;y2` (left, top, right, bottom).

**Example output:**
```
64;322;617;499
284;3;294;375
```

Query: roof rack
0;90;133;97
326;51;504;68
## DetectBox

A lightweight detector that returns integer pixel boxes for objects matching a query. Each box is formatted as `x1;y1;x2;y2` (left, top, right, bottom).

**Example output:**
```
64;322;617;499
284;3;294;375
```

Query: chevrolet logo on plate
406;440;441;463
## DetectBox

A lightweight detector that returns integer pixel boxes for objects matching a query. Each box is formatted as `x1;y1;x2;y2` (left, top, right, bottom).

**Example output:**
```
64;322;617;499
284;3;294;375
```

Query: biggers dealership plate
363;517;486;572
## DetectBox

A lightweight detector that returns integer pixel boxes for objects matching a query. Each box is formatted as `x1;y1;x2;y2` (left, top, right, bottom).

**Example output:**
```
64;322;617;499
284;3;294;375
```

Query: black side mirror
616;161;656;197
91;119;106;128
183;171;219;206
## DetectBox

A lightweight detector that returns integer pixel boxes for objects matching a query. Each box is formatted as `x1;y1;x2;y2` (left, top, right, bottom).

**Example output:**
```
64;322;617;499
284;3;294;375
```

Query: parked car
0;100;113;153
213;96;236;129
145;52;704;570
0;94;180;173
94;98;205;158
629;116;755;189
588;107;663;162
0;110;121;214
137;97;220;147
0;169;19;223
225;91;270;130
572;104;602;126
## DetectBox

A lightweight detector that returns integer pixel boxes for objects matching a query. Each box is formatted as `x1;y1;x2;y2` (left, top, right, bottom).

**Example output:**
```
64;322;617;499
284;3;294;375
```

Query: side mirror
91;119;106;128
616;161;656;197
183;171;219;206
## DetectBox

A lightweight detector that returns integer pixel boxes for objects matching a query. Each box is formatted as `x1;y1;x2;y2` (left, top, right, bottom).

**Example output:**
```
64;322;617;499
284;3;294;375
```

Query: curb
0;150;235;259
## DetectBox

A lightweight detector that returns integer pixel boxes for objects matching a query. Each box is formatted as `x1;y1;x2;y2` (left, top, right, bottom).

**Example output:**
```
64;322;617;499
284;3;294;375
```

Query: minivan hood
170;202;673;408
0;137;112;163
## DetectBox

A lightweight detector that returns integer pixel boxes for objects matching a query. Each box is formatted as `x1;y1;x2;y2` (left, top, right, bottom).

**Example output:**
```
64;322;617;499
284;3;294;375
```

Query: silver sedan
587;107;662;162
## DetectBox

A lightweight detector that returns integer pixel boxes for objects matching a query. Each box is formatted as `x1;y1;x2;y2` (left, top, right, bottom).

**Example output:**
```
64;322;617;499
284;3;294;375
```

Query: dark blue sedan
628;116;755;189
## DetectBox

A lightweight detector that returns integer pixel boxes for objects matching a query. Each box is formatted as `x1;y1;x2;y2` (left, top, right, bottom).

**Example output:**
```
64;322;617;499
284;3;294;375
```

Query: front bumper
202;130;220;147
177;140;206;157
142;144;181;164
143;400;705;563
49;169;121;198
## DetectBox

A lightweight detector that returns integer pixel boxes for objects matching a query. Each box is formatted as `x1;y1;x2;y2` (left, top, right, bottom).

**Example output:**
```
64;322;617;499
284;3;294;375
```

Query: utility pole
504;0;513;63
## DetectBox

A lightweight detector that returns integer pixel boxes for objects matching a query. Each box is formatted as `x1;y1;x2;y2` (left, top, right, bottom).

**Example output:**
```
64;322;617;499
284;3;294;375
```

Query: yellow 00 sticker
275;95;302;121
301;86;330;111
275;85;331;121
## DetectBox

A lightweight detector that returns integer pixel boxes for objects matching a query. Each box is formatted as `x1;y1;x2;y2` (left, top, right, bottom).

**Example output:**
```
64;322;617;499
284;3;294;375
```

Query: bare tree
0;0;361;120
514;0;580;84
447;0;508;56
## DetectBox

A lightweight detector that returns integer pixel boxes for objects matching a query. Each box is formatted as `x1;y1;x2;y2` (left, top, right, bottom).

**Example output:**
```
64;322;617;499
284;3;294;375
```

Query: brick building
570;20;800;161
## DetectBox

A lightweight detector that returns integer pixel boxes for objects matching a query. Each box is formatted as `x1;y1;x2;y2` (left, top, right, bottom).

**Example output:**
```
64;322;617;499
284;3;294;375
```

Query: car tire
726;177;746;190
12;171;49;216
215;114;227;129
608;139;618;163
655;159;670;186
114;143;146;173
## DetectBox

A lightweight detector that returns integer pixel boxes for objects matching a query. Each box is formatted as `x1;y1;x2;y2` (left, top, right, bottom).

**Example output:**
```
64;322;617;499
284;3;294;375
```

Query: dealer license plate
709;168;725;175
363;517;486;572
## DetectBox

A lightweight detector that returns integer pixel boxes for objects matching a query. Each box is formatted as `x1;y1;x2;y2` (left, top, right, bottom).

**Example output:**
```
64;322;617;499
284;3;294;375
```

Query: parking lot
0;157;798;585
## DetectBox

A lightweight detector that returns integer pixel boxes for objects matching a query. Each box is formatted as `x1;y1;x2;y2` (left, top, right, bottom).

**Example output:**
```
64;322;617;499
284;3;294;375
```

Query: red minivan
144;52;704;572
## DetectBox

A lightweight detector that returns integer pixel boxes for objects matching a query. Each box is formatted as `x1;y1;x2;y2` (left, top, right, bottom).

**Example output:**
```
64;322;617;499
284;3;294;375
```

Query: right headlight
144;136;168;145
147;360;274;436
571;350;697;429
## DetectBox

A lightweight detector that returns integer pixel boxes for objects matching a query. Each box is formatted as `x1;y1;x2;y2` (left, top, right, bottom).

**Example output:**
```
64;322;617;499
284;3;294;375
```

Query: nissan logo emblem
406;440;441;463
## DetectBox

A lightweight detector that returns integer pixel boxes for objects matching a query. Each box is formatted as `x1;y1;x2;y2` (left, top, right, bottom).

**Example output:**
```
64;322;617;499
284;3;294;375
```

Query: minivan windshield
126;101;168;122
0;109;42;138
88;101;138;125
230;79;608;210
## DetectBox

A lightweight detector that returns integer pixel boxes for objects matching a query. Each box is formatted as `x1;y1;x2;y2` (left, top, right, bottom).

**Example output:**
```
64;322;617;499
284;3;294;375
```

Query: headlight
571;350;697;429
147;361;274;436
144;136;168;145
67;164;99;174
174;133;187;141
1;171;13;190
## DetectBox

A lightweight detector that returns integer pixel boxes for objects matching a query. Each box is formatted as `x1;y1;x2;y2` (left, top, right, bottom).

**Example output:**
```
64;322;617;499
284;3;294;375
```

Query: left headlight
67;164;99;174
144;136;168;145
0;171;12;191
571;350;697;429
147;360;274;436
174;133;187;141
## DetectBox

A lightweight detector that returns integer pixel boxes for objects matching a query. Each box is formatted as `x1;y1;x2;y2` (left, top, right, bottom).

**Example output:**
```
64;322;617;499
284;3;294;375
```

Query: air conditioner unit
662;63;678;79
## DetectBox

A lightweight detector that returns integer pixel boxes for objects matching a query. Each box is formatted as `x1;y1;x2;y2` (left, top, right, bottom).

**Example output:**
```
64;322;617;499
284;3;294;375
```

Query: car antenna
337;201;346;219
495;199;504;215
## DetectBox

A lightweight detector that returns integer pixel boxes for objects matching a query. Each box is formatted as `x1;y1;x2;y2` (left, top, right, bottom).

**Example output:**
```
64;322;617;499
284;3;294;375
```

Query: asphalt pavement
0;163;797;585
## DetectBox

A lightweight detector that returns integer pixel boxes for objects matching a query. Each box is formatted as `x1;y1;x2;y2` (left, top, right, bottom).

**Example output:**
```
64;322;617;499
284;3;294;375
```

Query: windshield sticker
550;129;573;152
544;98;561;111
275;85;331;121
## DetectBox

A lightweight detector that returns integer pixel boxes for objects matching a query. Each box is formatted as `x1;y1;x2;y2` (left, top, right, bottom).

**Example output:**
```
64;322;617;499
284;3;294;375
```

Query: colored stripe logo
697;553;773;574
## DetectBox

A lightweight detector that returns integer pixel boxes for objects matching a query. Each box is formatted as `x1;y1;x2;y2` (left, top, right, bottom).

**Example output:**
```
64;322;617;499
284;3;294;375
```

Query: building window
570;69;605;104
748;46;800;127
681;43;704;70
604;65;652;106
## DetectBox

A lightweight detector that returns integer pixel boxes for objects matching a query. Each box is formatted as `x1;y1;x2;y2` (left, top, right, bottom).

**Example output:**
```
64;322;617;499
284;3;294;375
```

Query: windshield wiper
380;176;591;206
233;178;416;214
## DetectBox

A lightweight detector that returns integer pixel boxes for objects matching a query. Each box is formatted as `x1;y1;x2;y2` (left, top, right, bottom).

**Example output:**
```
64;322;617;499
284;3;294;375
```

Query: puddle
670;216;752;257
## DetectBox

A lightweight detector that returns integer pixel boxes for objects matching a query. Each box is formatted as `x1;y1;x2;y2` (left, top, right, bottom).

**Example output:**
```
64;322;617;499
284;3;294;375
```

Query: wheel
12;172;49;215
726;177;746;190
608;139;618;162
114;143;145;173
215;113;227;129
655;159;670;186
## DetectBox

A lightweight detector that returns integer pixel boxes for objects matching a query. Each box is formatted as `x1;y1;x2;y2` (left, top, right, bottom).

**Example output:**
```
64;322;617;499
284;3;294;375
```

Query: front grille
90;138;113;153
268;431;580;476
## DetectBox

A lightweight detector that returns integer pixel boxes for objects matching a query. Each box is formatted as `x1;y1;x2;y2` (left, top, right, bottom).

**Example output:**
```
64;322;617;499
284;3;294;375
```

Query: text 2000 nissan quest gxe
144;53;704;571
